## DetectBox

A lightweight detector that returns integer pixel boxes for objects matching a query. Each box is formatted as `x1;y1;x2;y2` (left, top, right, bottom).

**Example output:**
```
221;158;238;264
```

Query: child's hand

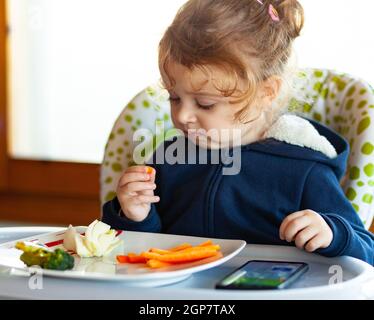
279;210;333;252
116;165;160;222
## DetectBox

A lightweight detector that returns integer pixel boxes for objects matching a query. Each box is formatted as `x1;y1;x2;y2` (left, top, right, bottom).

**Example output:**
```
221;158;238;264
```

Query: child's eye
168;96;215;110
197;103;215;110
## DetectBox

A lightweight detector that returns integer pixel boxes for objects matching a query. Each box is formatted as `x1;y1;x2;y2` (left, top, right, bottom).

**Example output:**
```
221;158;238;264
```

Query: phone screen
216;260;309;290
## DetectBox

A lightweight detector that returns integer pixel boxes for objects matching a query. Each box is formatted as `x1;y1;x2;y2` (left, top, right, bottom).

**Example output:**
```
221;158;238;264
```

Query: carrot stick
116;255;129;263
149;248;171;255
150;243;218;254
167;243;193;252
127;252;147;263
141;247;219;263
209;252;224;260
146;259;173;269
117;240;222;266
173;244;221;253
197;240;213;247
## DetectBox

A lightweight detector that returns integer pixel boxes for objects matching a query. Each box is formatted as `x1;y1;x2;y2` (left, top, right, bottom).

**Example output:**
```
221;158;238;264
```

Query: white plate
0;228;246;286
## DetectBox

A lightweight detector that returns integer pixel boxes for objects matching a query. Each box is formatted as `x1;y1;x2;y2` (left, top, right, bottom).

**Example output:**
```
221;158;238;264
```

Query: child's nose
175;104;197;125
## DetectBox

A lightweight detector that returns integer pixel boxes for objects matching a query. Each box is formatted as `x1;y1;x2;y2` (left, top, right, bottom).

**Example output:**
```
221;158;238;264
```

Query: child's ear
259;76;282;106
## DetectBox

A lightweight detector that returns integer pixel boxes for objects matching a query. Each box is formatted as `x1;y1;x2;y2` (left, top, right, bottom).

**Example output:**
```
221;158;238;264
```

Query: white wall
295;0;374;83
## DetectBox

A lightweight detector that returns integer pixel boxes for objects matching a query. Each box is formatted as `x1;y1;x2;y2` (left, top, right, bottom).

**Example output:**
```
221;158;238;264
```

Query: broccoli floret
43;249;74;270
16;242;74;271
16;242;51;267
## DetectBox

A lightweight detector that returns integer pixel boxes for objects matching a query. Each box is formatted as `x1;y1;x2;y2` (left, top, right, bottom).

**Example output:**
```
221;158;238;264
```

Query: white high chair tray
0;227;373;300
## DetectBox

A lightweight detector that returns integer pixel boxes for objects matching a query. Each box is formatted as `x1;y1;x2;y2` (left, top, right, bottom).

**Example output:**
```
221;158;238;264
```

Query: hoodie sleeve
300;163;374;266
101;196;161;232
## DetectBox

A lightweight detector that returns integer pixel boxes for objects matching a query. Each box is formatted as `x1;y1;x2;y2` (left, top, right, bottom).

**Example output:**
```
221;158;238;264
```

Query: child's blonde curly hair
158;0;305;123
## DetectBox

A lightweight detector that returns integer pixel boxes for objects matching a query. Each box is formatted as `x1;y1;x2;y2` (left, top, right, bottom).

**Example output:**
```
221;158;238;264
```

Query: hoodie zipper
205;164;223;237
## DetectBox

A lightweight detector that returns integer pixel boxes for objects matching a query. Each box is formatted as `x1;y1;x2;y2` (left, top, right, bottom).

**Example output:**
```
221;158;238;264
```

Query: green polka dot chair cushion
101;69;374;230
292;69;374;229
101;83;178;204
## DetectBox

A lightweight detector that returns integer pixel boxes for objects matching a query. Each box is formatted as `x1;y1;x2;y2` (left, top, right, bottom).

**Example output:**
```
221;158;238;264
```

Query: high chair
100;68;374;230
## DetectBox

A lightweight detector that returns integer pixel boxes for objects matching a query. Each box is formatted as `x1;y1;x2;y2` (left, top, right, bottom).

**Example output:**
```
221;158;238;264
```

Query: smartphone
216;260;309;290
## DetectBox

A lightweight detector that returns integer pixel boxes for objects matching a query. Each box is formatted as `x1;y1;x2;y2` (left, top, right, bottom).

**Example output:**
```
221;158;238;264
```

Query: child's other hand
116;165;159;222
279;210;333;252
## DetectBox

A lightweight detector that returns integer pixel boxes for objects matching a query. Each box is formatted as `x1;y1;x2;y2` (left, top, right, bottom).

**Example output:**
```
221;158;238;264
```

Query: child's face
163;61;273;149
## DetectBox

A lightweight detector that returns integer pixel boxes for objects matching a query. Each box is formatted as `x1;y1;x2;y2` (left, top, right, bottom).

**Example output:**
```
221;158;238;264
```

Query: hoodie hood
243;114;349;181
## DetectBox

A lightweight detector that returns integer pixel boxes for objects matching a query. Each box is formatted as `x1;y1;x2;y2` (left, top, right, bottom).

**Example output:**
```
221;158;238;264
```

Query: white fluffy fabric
264;114;338;159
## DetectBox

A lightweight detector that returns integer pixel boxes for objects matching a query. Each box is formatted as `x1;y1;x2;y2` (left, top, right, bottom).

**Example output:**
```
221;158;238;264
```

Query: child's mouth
184;130;208;141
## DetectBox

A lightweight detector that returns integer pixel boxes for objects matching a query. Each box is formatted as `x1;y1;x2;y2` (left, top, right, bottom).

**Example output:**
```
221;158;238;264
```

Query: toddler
102;0;374;265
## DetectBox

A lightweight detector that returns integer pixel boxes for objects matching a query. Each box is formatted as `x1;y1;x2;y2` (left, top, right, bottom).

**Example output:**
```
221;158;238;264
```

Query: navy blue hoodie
102;117;374;265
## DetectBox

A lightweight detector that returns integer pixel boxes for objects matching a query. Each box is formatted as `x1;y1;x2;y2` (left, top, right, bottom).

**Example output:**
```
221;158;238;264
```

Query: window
7;0;186;163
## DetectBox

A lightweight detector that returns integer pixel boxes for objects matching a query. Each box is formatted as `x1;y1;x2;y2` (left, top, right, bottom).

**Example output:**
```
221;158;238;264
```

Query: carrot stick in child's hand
146;166;154;174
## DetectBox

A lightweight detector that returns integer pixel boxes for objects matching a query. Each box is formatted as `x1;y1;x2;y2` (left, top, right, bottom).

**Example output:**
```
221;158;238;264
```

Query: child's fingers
127;165;155;176
119;166;156;186
126;165;151;173
294;225;319;250
136;167;156;192
118;172;151;188
279;211;307;240
131;195;160;205
280;215;311;242
304;234;325;252
119;181;156;194
138;169;157;196
138;186;157;197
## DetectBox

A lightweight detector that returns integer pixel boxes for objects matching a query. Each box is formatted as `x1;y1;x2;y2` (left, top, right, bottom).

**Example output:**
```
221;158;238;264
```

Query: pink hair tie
268;4;280;22
256;0;264;4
